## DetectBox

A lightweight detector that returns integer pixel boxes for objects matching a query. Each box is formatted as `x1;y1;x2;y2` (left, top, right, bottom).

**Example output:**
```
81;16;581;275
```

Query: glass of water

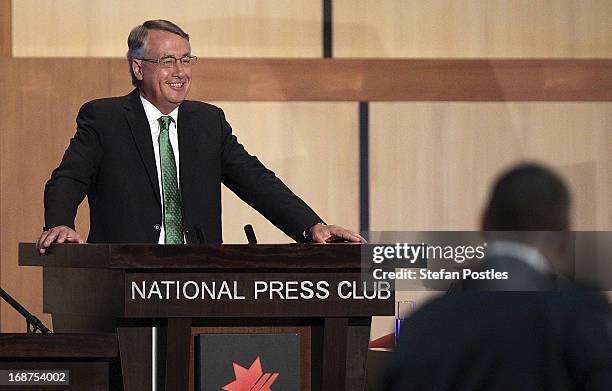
394;300;417;347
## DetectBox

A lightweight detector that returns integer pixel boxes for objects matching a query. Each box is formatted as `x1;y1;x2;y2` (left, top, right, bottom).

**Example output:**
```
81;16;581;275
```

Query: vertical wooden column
321;317;371;391
346;317;372;390
322;317;348;390
118;326;152;391
0;0;10;56
164;318;192;391
0;0;8;331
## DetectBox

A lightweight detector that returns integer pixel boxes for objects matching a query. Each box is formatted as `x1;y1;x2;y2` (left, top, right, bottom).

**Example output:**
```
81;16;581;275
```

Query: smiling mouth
167;82;185;89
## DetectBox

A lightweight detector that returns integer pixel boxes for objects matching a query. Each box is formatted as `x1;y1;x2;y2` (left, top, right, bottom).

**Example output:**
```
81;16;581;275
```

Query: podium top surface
19;243;364;270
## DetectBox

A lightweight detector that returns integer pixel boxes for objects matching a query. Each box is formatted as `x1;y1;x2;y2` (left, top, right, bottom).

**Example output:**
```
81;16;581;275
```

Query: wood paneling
213;102;359;243
368;102;612;340
369;102;612;232
12;0;321;57
2;59;611;331
335;0;612;58
14;0;612;59
0;61;360;329
0;0;10;56
0;333;118;357
109;58;612;101
0;58;110;332
0;1;3;329
19;243;365;270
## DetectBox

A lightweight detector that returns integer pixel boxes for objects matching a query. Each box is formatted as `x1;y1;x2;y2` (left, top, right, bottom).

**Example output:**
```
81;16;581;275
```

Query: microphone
244;224;257;244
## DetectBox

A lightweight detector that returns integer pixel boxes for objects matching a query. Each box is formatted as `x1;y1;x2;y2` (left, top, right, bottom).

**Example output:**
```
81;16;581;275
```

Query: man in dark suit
385;164;612;390
36;20;363;252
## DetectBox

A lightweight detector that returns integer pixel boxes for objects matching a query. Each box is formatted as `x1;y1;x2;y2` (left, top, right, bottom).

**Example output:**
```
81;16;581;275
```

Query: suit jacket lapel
123;89;161;206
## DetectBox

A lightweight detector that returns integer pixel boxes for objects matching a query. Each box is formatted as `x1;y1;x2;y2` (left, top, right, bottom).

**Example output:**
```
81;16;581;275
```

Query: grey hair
126;20;190;87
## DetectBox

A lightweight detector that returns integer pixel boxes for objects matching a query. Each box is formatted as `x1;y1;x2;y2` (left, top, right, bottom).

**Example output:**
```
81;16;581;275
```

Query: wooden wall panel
335;0;612;58
0;60;360;329
0;0;10;56
369;102;612;340
369;102;612;232
212;102;359;243
0;0;4;328
0;59;110;332
12;0;321;57
107;59;612;102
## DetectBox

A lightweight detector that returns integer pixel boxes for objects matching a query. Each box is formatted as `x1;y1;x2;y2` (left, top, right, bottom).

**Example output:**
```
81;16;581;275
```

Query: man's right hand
36;226;85;254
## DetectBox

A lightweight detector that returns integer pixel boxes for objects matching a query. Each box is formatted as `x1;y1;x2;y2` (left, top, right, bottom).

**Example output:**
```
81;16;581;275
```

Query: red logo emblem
222;356;279;391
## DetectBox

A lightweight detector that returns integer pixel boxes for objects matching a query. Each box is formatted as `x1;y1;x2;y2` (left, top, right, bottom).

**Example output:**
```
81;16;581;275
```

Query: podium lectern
19;243;393;391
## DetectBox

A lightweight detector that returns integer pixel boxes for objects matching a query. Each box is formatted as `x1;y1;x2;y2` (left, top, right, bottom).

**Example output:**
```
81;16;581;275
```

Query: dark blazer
385;264;612;391
454;255;561;292
44;89;322;243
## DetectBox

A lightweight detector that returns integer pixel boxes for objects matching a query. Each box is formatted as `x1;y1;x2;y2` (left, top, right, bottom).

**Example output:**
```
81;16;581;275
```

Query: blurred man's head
482;163;572;274
483;163;571;232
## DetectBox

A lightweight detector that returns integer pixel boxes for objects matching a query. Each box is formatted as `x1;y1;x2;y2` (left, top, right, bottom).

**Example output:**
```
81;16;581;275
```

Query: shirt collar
487;240;552;275
139;95;179;128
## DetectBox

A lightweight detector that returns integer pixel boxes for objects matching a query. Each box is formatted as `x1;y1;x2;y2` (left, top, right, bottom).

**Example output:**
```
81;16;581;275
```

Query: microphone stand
0;287;50;333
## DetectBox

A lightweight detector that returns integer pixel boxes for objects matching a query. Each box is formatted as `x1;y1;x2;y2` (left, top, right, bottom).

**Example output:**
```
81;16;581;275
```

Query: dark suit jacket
44;89;322;243
385;262;612;391
453;254;561;292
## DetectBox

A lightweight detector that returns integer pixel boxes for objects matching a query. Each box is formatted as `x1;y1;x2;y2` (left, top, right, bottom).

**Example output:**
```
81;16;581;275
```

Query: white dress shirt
139;95;181;244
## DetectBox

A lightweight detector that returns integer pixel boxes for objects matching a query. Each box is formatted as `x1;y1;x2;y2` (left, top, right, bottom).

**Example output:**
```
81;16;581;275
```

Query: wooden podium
0;333;121;390
19;243;393;391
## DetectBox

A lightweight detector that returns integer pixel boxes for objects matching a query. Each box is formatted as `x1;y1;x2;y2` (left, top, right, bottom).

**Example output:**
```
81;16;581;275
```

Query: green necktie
158;116;183;244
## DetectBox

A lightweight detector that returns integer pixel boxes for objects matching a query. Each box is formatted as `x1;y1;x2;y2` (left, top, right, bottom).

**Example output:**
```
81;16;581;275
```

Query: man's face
133;29;192;114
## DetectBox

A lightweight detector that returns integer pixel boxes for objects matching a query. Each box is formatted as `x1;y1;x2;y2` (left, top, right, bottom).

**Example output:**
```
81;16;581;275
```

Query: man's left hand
310;224;365;243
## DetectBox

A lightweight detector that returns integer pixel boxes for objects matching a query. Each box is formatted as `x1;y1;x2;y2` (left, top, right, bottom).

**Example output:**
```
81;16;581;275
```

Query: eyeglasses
136;55;198;68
